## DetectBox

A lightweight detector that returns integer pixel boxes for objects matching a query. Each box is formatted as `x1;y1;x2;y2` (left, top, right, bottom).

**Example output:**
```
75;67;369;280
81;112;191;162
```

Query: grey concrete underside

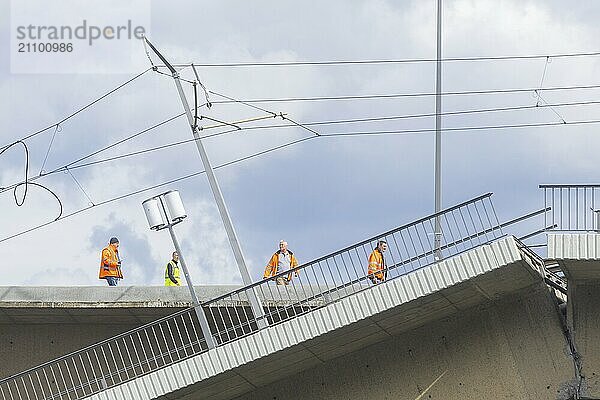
0;285;335;378
0;286;224;378
85;236;573;400
549;233;600;398
232;284;574;400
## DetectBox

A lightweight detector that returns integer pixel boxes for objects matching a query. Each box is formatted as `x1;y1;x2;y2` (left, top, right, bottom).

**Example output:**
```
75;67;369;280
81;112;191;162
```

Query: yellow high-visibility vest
164;261;181;286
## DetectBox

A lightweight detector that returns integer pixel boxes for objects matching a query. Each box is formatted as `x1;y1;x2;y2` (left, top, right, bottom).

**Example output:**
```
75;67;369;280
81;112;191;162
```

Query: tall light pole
142;190;217;349
143;38;267;327
434;0;443;260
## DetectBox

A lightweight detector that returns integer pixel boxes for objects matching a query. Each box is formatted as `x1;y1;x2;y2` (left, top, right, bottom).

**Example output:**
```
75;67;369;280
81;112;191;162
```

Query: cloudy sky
0;0;599;286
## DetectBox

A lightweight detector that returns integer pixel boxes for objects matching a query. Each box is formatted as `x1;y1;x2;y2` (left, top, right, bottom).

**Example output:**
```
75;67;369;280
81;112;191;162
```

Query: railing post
540;185;600;232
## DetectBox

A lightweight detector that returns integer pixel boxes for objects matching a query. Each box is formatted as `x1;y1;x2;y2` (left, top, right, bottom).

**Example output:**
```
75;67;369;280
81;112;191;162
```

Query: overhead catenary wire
3;109;600;244
0;133;317;244
5;80;600;155
0;112;260;194
0;68;152;151
191;64;212;108
37;116;600;171
152;50;600;68
26;96;600;182
5;95;598;247
238;99;600;131
318;118;600;137
4;106;600;244
4;48;600;151
4;52;600;152
49;105;204;174
2;97;600;193
2;48;600;244
208;83;600;104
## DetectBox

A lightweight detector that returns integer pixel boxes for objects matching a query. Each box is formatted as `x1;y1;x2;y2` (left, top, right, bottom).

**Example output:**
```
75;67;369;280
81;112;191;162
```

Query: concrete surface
568;282;600;397
233;284;574;400
549;233;600;398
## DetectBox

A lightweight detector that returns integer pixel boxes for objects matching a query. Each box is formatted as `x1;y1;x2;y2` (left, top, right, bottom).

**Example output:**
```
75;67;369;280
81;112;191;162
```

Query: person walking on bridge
263;240;299;285
99;237;122;286
368;240;387;284
164;251;181;286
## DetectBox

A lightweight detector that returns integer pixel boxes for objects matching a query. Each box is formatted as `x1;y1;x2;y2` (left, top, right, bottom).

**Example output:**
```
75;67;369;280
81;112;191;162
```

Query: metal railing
0;193;503;400
202;192;503;344
0;308;207;400
515;237;567;298
541;184;600;232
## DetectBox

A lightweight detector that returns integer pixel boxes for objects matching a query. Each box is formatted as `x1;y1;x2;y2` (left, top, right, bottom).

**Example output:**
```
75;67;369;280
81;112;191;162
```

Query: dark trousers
106;277;119;286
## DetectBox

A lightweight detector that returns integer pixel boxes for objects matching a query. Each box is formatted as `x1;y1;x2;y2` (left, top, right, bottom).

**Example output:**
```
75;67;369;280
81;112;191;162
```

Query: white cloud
1;0;600;287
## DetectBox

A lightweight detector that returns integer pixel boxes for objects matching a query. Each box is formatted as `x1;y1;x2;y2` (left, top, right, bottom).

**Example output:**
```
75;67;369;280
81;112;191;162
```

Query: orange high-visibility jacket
99;245;122;279
368;248;385;281
263;250;299;280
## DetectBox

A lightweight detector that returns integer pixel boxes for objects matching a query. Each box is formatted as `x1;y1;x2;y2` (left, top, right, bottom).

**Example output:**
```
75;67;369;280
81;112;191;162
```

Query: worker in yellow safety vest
164;251;181;286
368;240;387;284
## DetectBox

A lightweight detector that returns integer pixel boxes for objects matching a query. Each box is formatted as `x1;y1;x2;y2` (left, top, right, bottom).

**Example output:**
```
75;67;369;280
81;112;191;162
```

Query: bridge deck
86;236;544;400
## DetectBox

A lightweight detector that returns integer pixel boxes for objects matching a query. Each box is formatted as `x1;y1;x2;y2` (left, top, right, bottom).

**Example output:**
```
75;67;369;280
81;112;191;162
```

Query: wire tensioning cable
210;90;277;117
210;91;320;137
536;56;551;106
39;124;62;175
0;140;63;221
192;64;212;108
0;141;30;205
64;167;95;206
208;89;320;141
534;91;567;124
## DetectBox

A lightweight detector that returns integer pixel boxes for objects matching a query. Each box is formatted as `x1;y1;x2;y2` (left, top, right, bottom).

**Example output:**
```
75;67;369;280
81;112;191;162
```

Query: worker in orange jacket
99;237;122;286
263;240;299;285
368;240;387;284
